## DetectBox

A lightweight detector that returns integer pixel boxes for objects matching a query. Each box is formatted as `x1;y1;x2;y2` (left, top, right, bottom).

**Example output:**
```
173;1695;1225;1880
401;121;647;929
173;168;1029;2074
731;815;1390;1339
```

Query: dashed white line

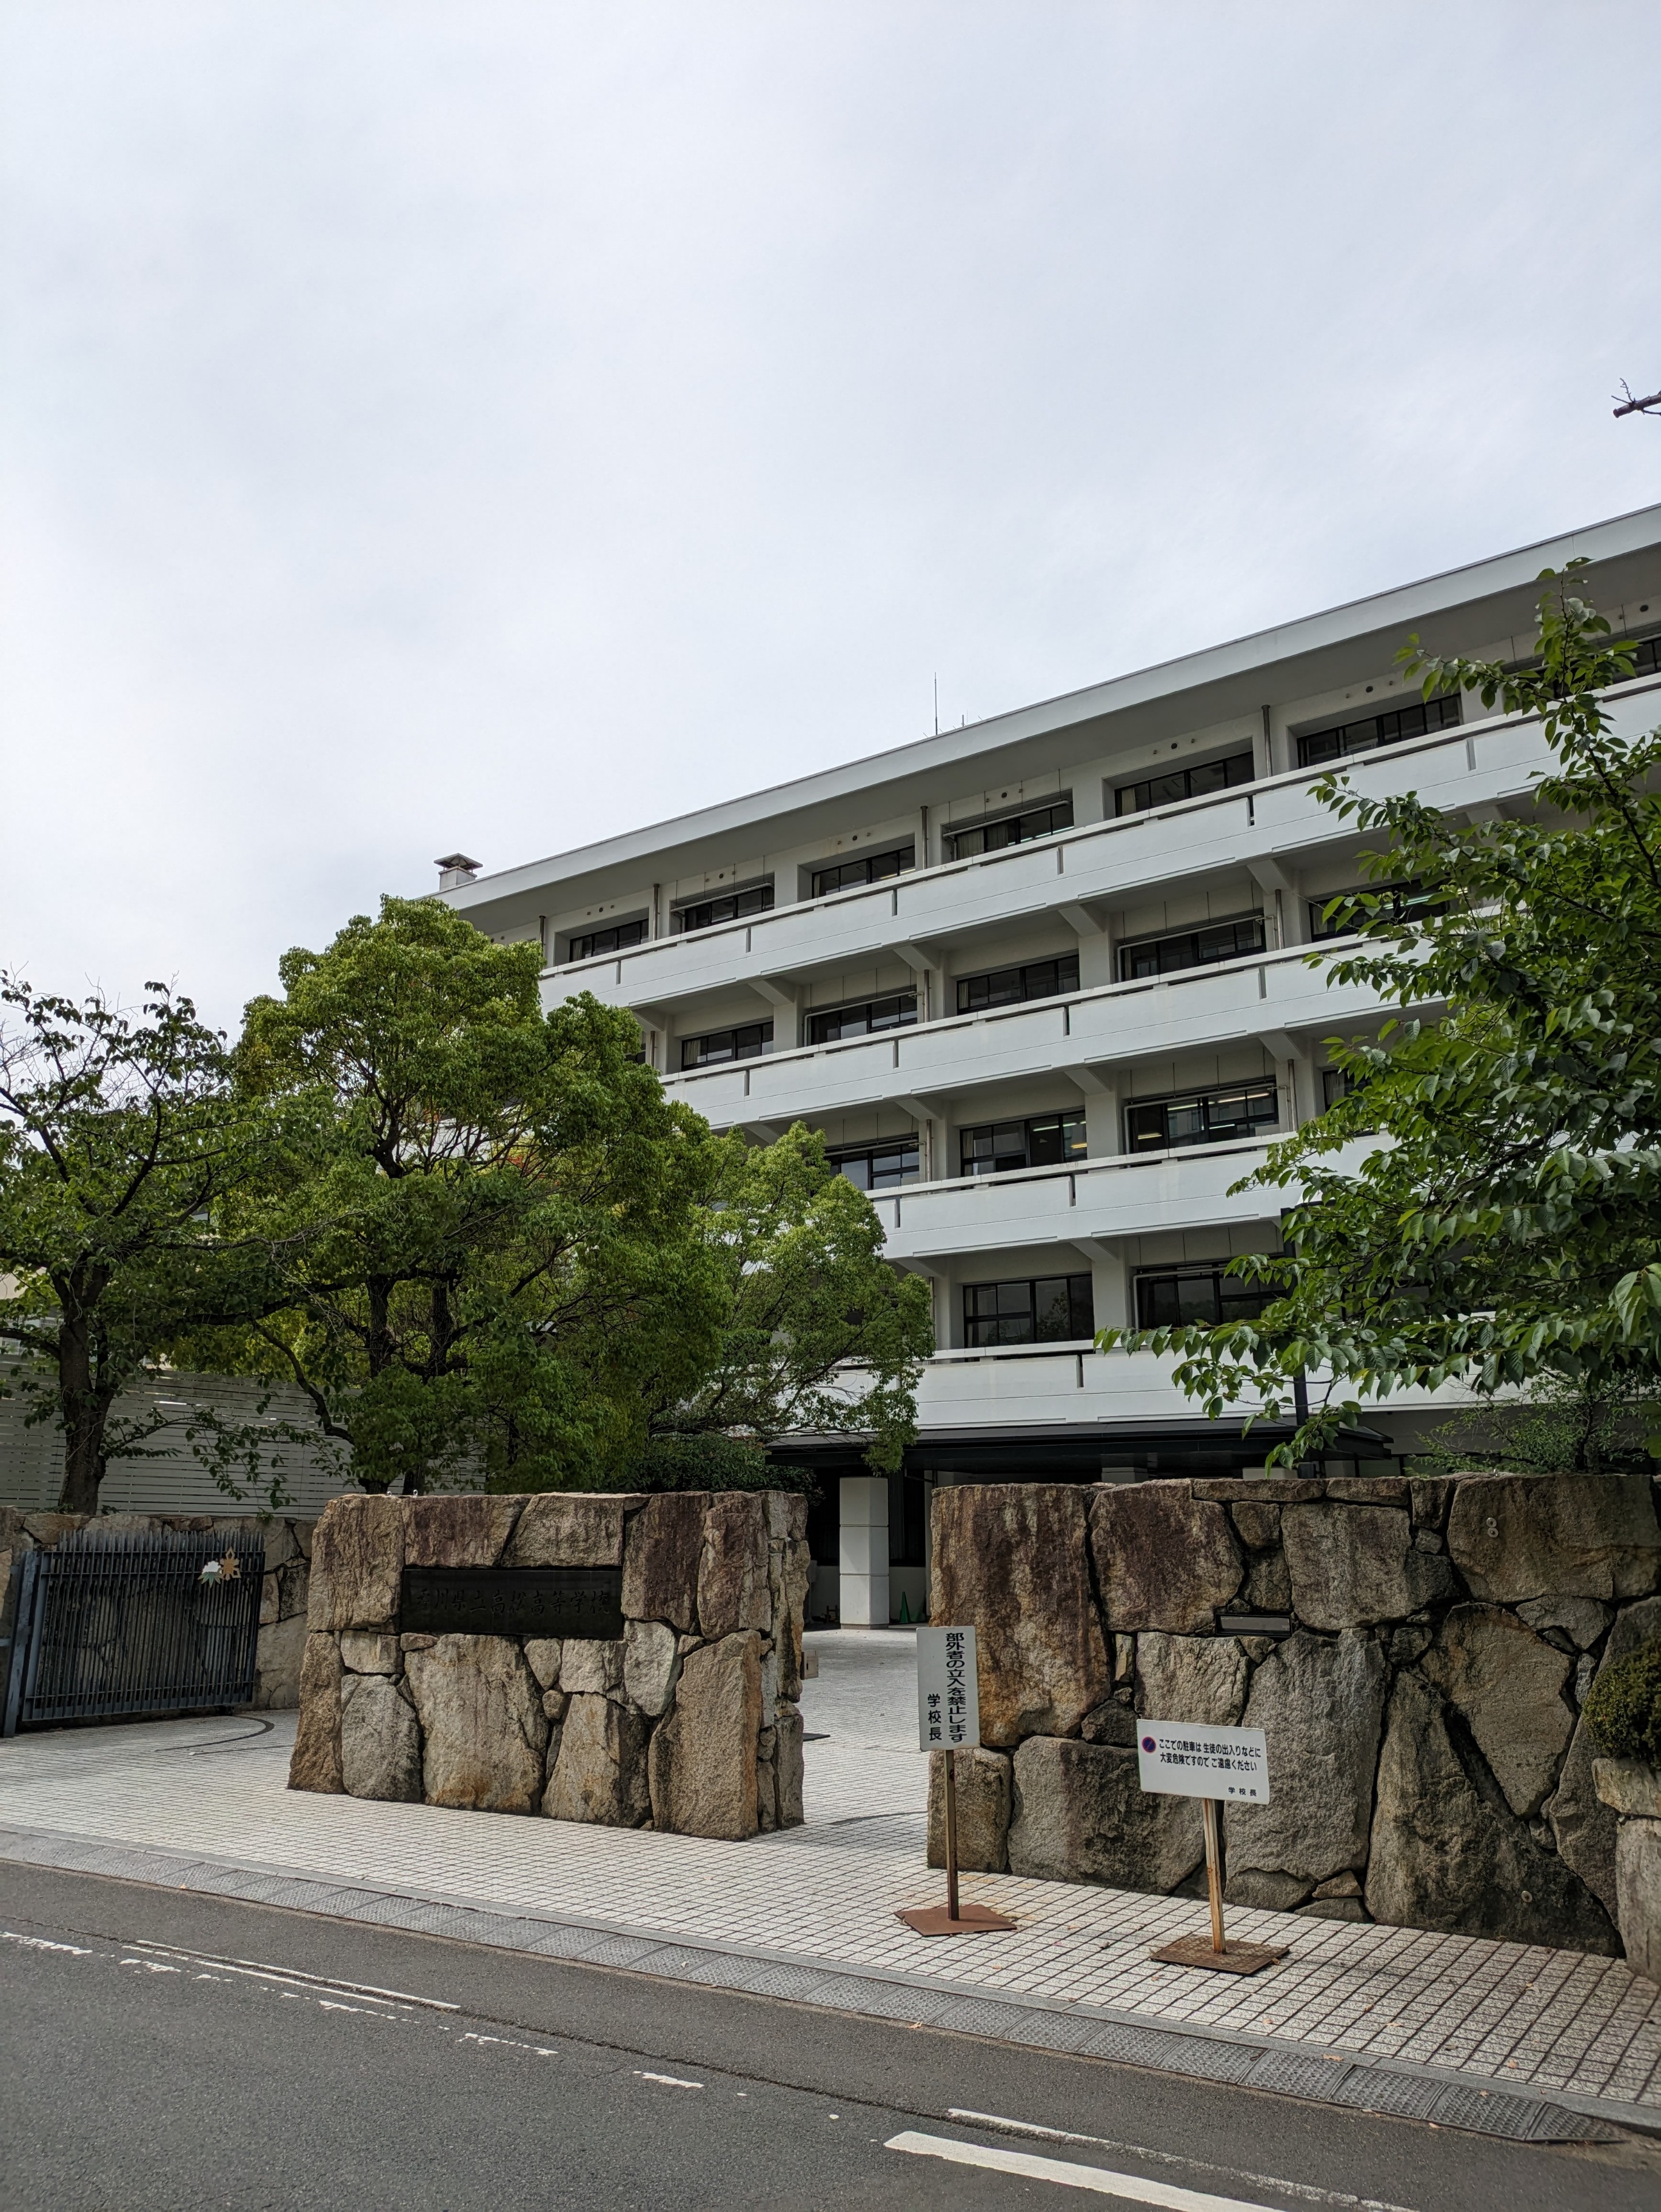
889;2132;1398;2211
634;2071;704;2090
2;1931;93;1956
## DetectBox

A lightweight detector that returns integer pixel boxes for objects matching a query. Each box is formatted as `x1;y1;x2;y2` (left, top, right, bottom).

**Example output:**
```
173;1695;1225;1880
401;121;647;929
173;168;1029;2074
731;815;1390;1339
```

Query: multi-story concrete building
438;506;1661;1621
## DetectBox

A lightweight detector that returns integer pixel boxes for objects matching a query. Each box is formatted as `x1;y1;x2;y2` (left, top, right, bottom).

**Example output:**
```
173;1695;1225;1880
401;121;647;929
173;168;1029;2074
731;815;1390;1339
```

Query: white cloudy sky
4;2;1660;1031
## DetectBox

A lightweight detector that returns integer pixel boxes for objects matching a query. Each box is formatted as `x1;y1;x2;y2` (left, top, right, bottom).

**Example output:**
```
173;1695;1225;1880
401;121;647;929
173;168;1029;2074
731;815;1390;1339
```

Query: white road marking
889;2131;1356;2211
634;2071;704;2090
121;1939;459;2010
945;2111;1420;2212
2;1931;93;1956
120;1957;182;1973
461;2033;559;2057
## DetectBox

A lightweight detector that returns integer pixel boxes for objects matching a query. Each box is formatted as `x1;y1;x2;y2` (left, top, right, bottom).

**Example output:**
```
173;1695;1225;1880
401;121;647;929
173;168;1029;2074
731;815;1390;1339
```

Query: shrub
1583;1637;1661;1765
621;1432;817;1497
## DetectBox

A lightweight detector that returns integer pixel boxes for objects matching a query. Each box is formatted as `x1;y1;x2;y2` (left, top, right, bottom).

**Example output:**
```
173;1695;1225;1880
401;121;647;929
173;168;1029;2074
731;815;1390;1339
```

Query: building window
1133;1265;1277;1329
1118;914;1266;981
566;917;649;962
673;881;774;934
960;1111;1088;1177
1619;632;1661;680
681;1021;772;1069
826;1138;919;1192
1296;692;1460;770
811;844;914;898
963;1272;1095;1348
805;993;917;1046
1115;750;1254;817
956;953;1080;1014
944;797;1074;860
1125;1078;1279;1153
1322;1064;1359;1108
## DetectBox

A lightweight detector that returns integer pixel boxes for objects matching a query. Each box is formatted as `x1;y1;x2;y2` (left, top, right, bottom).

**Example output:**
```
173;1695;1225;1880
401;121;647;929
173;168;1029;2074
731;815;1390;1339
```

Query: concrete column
838;1474;891;1627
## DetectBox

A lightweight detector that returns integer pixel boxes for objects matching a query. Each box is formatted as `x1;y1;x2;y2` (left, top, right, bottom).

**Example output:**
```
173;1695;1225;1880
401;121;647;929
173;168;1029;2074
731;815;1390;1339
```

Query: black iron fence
2;1528;266;1735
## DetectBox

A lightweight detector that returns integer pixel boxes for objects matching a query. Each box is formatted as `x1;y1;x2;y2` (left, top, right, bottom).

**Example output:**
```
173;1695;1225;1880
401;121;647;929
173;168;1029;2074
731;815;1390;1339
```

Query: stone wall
928;1472;1661;1960
288;1490;811;1842
0;1508;316;1714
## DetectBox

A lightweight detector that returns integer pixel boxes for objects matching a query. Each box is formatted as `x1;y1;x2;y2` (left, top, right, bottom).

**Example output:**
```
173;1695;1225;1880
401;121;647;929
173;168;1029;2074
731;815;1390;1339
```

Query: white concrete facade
439;504;1661;1489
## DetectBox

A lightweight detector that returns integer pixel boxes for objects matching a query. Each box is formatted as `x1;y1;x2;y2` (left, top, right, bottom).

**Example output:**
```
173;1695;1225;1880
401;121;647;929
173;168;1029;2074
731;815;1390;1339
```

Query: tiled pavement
0;1631;1657;2144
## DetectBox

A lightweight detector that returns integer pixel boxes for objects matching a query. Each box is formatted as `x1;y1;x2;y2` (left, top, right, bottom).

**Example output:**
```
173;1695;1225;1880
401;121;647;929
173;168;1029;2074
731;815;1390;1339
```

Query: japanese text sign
1136;1720;1269;1803
915;1625;981;1752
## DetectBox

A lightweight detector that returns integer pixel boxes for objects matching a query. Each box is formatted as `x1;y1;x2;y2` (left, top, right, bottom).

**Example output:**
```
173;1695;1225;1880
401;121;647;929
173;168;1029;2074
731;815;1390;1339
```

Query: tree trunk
55;1311;112;1515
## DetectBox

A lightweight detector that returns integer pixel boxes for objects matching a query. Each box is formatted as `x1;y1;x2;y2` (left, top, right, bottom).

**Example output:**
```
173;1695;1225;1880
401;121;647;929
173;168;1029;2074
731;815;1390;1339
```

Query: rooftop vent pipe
435;852;481;890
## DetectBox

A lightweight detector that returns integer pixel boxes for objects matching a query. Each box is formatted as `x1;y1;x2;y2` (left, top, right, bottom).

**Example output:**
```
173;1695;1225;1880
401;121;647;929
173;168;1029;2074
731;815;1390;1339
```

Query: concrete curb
0;1817;1645;2146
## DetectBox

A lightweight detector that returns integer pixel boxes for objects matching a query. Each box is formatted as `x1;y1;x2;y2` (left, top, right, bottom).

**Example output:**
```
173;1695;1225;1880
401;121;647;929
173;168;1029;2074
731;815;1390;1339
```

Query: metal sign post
898;1625;1016;1939
1138;1719;1289;1976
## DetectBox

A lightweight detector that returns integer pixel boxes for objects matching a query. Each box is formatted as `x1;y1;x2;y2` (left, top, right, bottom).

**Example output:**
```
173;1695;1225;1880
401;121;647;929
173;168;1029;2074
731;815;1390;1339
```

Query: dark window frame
565;916;650;963
955;953;1080;1015
1132;1264;1278;1330
672;880;775;934
826;1137;920;1192
962;1272;1095;1349
804;992;918;1047
944;796;1074;861
810;844;915;899
1295;692;1460;770
680;1020;773;1070
1118;912;1266;982
1115;750;1254;818
960;1109;1089;1178
1124;1077;1280;1154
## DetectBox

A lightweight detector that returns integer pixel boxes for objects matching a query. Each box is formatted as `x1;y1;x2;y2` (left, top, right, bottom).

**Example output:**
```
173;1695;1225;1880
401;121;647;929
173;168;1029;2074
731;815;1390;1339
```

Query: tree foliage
0;978;316;1511
1103;565;1661;1463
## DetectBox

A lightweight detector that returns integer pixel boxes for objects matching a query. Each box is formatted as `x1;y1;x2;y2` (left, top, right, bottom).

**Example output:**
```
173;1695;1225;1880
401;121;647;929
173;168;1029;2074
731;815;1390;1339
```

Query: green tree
1103;564;1661;1463
202;896;727;1493
656;1123;935;1471
0;978;312;1512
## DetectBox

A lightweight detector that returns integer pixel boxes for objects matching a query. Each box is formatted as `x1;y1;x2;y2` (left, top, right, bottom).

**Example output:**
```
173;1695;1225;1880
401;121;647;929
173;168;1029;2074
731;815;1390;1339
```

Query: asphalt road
2;1862;1656;2212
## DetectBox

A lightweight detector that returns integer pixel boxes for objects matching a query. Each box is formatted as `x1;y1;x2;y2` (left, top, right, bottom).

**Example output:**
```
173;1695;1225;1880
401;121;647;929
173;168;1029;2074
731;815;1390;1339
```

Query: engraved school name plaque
399;1566;625;1640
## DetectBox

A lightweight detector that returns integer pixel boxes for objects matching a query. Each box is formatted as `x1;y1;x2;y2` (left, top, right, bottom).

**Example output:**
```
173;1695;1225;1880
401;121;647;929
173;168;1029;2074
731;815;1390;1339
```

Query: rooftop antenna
934;675;939;735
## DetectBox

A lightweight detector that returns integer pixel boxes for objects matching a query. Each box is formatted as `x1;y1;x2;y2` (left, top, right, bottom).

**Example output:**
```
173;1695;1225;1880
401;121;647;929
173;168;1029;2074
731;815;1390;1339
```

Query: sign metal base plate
896;1903;1018;1938
1149;1934;1289;1975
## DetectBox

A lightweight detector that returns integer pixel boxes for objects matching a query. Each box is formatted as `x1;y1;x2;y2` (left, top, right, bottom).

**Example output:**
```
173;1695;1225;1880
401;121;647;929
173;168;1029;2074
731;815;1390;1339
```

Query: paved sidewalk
1;1629;1657;2145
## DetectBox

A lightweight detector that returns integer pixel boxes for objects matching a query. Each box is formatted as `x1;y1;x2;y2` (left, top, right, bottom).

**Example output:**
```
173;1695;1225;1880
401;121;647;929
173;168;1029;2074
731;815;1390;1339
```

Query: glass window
955;954;1080;1015
945;797;1074;861
1619;632;1661;680
963;1273;1094;1348
804;993;918;1046
566;917;649;963
1115;750;1254;817
1295;692;1460;770
1322;1064;1359;1108
1118;914;1266;981
1124;1078;1279;1153
810;845;914;898
680;1021;772;1069
673;881;774;934
1133;1266;1277;1329
960;1111;1088;1177
826;1138;919;1192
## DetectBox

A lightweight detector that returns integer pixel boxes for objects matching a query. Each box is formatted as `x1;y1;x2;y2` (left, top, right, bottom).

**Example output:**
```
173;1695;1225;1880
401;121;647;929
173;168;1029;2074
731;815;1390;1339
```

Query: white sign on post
915;1625;980;1751
1136;1720;1269;1803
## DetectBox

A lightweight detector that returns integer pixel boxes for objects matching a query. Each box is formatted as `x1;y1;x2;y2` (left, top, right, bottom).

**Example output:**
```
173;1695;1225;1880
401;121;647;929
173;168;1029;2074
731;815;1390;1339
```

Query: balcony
871;1134;1297;1261
537;693;1619;1021
660;937;1392;1129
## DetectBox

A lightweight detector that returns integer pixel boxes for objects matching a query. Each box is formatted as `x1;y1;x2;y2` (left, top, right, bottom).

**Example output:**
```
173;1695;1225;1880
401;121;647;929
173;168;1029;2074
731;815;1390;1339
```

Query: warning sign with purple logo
1136;1720;1269;1802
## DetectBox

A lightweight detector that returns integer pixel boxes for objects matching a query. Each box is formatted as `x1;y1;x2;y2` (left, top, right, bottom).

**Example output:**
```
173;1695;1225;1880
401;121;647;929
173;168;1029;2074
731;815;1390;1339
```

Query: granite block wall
288;1490;811;1842
927;1471;1661;1959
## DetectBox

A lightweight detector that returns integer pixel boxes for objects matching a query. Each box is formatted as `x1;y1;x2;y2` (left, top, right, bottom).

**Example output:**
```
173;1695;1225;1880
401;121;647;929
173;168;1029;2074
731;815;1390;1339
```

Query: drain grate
1332;2067;1449;2121
1245;2048;1355;2099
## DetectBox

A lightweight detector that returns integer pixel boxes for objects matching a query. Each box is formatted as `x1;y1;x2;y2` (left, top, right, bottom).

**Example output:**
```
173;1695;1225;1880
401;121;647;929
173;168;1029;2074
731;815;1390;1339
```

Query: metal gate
2;1528;266;1735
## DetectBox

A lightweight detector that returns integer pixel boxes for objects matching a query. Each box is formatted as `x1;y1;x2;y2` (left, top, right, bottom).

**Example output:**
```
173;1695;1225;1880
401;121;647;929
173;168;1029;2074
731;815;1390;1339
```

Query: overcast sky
4;2;1660;1032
